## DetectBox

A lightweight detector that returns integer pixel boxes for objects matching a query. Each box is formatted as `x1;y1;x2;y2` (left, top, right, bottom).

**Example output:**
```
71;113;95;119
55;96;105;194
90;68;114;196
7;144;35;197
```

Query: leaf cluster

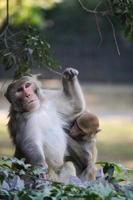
0;157;133;200
97;161;129;183
111;0;133;41
0;26;60;78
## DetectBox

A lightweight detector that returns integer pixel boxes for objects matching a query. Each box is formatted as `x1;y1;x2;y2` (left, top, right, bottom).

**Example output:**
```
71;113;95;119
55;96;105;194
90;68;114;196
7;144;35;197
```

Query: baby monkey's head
70;112;101;140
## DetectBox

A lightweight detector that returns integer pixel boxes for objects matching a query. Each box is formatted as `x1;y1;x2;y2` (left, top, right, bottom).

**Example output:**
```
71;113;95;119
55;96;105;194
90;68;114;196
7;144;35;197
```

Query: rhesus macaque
5;68;86;182
67;112;101;181
70;112;100;140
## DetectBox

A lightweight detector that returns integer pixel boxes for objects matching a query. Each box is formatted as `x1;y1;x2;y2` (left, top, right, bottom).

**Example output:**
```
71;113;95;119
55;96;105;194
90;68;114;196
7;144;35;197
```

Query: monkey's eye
17;87;23;93
25;82;31;88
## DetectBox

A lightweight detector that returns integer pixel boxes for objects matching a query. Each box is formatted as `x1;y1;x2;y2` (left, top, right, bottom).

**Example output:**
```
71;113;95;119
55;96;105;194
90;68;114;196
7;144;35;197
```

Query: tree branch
106;16;120;55
78;0;120;55
6;0;9;25
78;0;111;16
94;14;103;47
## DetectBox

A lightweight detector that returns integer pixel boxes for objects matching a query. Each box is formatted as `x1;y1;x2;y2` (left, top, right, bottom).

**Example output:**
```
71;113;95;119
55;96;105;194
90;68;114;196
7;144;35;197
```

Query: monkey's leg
48;169;59;181
79;163;97;181
66;136;90;170
58;161;76;183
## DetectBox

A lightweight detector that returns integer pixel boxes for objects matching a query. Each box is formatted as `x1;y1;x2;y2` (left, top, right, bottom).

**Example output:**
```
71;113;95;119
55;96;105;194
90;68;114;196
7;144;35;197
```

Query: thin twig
0;0;10;48
94;14;103;47
0;26;8;37
107;0;113;15
78;0;111;16
0;0;10;37
6;31;23;40
6;0;9;25
94;0;103;11
106;16;120;55
0;80;7;100
78;0;120;55
48;67;62;76
4;30;9;48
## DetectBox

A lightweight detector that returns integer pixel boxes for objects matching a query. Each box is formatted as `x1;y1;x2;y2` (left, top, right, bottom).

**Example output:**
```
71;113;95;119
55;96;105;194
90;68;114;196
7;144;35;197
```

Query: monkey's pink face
15;82;40;111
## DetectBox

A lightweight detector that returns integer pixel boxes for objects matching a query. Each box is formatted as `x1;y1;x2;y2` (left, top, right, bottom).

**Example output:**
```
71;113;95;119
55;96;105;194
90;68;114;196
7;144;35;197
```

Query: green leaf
1;156;133;199
0;26;60;78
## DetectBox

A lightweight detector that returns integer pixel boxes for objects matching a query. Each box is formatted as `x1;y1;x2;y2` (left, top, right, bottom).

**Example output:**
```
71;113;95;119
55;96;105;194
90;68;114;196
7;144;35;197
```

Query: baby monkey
69;112;101;181
70;112;100;140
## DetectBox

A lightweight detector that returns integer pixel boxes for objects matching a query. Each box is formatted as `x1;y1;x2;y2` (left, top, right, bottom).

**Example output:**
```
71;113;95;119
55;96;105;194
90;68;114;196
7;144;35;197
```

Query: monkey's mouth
28;99;37;104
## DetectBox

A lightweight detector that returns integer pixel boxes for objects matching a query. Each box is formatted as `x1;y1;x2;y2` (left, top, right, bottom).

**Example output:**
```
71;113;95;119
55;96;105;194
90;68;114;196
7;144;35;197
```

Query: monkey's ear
4;91;11;103
96;129;101;134
4;85;12;103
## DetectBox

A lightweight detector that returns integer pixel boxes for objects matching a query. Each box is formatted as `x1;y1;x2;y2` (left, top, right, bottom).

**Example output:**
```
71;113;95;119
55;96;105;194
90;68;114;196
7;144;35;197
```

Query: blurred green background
0;0;133;168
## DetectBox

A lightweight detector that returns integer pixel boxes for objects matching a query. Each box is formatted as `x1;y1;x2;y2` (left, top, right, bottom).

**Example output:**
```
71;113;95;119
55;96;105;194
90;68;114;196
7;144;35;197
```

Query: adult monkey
5;68;86;181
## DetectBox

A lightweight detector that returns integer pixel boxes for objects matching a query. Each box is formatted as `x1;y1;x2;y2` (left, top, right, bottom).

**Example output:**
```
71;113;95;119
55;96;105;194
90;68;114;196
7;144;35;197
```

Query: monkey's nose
25;93;30;98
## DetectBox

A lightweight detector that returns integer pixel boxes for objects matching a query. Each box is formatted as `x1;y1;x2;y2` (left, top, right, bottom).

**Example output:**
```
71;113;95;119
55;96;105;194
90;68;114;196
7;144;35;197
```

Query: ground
0;80;133;168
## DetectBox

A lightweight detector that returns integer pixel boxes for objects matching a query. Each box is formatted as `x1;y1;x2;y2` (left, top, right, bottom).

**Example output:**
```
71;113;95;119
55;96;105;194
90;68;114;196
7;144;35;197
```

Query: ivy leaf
1;180;10;190
0;156;133;199
8;176;24;191
30;166;47;178
0;189;10;199
87;182;114;200
11;157;31;170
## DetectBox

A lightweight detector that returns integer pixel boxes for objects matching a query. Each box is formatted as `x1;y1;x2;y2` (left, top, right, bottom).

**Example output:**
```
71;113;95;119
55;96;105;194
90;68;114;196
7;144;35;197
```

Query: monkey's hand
63;68;79;80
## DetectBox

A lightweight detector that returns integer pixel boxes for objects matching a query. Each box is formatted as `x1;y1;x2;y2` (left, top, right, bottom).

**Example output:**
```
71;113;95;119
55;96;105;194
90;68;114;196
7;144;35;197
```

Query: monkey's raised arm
62;68;86;118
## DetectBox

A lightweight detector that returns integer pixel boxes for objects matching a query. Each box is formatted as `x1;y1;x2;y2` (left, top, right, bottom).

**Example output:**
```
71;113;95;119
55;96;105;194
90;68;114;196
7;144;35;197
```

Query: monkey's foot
63;68;79;80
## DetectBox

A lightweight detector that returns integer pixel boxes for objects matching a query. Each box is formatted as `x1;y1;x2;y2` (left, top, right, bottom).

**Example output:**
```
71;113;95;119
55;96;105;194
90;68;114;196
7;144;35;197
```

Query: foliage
0;0;132;77
111;0;133;41
44;0;133;43
0;157;133;200
0;26;60;78
0;0;133;42
77;0;133;41
0;0;62;26
1;0;132;40
0;1;61;77
97;161;133;183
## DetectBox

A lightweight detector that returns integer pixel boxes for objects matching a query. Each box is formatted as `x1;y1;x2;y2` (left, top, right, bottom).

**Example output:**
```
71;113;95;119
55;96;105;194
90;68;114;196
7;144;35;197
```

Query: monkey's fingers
63;68;79;80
